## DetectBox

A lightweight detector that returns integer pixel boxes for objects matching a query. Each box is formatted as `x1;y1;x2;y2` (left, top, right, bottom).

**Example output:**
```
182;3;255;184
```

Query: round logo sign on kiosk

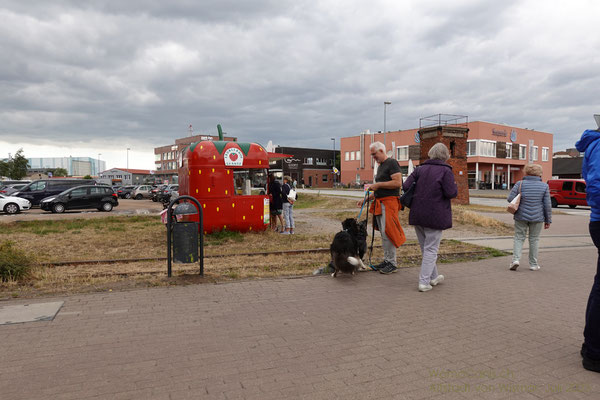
224;147;244;166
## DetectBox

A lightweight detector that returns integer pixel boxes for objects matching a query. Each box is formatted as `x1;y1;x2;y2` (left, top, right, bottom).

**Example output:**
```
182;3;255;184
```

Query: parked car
0;194;31;214
0;179;31;188
150;185;168;201
132;185;153;200
0;183;28;196
40;185;119;213
547;179;588;208
117;185;136;199
12;179;96;206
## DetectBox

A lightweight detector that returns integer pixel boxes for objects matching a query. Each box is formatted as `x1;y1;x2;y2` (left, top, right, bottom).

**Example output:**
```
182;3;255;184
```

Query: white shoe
418;283;433;292
430;275;444;286
530;265;540;271
509;261;519;271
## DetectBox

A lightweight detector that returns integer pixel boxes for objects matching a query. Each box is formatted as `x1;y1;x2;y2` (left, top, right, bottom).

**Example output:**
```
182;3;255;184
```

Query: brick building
269;146;339;188
154;134;237;183
341;118;553;190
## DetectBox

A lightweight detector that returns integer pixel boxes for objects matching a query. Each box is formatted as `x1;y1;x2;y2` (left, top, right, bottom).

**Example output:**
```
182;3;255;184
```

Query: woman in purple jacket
402;143;458;292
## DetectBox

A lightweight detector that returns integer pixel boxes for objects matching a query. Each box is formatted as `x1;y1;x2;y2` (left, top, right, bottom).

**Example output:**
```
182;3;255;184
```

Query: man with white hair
357;142;406;274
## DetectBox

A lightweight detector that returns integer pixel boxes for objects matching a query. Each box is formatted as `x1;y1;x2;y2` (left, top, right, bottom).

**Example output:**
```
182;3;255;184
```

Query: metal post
97;153;101;177
383;101;391;153
127;148;130;170
331;137;335;187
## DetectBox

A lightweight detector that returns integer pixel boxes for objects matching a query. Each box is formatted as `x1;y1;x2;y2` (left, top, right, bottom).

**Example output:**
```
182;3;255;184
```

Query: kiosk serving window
233;168;268;195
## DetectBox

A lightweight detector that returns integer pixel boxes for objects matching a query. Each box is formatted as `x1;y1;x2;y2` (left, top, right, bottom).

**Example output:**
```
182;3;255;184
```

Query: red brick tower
418;114;470;204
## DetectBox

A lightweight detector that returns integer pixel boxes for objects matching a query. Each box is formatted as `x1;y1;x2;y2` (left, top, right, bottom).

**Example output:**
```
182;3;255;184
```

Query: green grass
1;216;160;236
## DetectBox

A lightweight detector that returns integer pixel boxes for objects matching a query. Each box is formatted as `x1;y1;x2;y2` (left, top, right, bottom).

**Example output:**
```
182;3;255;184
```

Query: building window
467;141;477;156
519;145;527;160
155;154;161;161
531;146;538;161
506;143;512;159
355;151;360;161
304;157;313;165
396;146;409;161
480;140;496;157
322;174;328;182
542;147;549;162
316;158;327;166
350;152;355;161
345;152;349;161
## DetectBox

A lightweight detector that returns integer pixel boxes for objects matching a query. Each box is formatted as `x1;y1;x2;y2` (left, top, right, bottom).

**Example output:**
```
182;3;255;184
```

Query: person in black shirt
357;142;406;274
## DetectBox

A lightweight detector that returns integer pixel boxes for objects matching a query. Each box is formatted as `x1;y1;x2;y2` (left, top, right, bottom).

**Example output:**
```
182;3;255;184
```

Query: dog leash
363;190;378;271
357;190;370;220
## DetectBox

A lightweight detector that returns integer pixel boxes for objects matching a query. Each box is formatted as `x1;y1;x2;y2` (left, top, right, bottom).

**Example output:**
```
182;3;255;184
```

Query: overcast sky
1;0;599;170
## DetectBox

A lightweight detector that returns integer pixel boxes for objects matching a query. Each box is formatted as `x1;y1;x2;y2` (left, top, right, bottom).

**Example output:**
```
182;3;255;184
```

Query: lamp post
331;137;335;187
383;101;391;152
127;148;130;170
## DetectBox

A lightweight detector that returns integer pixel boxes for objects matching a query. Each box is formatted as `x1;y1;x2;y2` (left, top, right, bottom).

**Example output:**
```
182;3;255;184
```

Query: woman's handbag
400;182;416;208
287;188;297;204
400;171;418;208
507;182;522;214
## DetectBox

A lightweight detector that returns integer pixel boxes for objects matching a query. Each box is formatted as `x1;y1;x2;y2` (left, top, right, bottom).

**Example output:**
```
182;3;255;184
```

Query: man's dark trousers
584;221;600;360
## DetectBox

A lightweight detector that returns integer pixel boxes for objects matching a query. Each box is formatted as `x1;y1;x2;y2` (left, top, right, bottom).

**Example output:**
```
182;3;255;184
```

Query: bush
0;240;34;282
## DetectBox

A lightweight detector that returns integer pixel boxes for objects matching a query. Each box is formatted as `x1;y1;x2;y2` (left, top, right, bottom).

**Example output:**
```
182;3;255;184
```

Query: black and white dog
329;218;368;277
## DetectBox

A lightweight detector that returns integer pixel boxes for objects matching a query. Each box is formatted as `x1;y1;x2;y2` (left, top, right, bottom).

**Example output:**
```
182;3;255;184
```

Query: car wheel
101;202;113;212
569;204;577;209
135;194;143;200
53;203;65;213
551;198;558;208
4;203;20;214
125;193;131;199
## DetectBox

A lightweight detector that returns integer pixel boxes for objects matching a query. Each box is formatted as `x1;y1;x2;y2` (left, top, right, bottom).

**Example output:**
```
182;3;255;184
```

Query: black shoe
582;355;600;373
379;262;398;274
371;261;386;271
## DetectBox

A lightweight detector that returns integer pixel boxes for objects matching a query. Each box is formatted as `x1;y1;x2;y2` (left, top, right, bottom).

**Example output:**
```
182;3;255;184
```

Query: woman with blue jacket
507;164;552;271
576;128;600;373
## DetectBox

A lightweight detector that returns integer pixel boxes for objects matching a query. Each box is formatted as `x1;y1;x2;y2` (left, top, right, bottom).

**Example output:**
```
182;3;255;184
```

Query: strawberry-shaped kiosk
178;126;271;233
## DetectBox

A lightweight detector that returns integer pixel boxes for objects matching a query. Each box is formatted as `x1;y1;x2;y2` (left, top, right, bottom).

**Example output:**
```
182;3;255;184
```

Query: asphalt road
0;198;164;223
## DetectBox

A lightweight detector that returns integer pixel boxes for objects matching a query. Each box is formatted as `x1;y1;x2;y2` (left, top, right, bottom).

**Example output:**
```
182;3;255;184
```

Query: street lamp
331;137;335;186
127;148;130;170
97;153;101;178
383;101;391;151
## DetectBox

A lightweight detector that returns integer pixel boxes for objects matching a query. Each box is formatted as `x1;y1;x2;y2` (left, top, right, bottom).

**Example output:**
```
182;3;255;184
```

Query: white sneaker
509;261;519;271
418;283;433;292
430;275;444;286
530;265;540;271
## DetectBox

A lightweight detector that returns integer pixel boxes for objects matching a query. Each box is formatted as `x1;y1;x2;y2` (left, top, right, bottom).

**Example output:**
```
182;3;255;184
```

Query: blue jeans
512;220;543;267
283;203;294;229
584;221;600;359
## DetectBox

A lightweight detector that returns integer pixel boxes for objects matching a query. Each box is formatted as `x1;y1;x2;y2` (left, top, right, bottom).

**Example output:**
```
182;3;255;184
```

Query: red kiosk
178;125;272;233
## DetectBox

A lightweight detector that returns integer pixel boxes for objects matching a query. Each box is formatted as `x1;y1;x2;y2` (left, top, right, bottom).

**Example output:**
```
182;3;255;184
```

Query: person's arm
402;171;415;192
507;182;520;202
441;170;458;199
543;186;552;228
369;172;402;191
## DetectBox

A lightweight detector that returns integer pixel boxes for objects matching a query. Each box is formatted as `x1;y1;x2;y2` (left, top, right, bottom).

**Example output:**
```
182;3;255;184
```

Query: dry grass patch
0;205;508;298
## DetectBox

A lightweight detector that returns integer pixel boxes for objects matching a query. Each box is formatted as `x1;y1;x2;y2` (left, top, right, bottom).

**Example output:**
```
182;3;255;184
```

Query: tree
82;174;92;179
0;160;8;177
2;149;29;180
52;168;68;177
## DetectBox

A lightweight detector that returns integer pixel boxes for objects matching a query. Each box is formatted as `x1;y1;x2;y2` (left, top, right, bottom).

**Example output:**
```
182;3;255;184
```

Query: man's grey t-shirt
375;158;401;198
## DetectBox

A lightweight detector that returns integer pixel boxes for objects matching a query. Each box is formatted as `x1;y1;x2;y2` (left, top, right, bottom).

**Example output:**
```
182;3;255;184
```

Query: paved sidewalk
1;248;599;399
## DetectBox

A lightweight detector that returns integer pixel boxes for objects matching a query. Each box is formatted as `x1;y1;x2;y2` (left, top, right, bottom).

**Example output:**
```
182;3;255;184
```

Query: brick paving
1;247;599;399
